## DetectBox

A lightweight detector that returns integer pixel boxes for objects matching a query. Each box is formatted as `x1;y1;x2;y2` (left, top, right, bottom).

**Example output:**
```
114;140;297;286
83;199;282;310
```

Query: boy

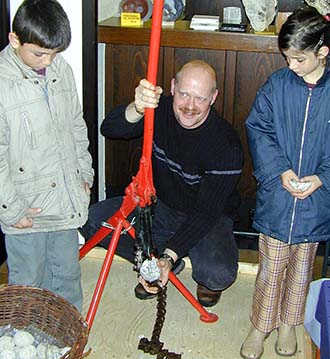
0;0;94;311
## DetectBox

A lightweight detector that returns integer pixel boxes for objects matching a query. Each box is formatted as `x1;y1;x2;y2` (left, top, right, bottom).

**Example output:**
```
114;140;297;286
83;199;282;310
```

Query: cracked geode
140;258;161;283
242;0;278;32
305;0;330;15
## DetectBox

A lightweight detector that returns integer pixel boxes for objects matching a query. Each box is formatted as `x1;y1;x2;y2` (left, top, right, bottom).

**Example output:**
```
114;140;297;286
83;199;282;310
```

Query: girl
240;6;330;359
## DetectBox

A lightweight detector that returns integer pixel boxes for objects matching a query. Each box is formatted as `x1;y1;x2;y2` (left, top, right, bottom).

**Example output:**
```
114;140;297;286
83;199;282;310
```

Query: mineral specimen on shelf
242;0;278;32
305;0;330;15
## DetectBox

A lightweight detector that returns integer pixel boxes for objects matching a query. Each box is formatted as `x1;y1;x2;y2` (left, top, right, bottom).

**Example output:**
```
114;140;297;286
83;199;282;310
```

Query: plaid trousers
250;233;318;333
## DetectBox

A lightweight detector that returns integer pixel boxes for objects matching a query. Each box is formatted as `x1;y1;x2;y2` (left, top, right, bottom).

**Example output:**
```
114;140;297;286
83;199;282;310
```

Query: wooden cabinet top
98;18;281;54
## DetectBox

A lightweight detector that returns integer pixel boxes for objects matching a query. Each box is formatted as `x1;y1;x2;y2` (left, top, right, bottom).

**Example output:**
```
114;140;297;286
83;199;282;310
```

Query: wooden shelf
98;18;280;53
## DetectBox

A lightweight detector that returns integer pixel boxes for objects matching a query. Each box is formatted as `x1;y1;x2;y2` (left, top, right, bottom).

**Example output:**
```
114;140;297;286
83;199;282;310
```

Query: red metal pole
85;222;124;328
81;0;219;329
142;0;164;161
169;273;218;323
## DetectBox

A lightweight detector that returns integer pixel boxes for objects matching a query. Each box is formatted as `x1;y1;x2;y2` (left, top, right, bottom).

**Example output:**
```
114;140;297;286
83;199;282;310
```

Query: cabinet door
233;52;286;198
104;44;164;195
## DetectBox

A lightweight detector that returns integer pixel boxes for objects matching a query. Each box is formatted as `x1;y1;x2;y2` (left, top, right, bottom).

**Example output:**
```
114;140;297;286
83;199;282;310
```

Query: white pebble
17;344;37;359
46;344;60;359
0;336;14;351
0;349;16;359
36;343;47;358
13;331;34;347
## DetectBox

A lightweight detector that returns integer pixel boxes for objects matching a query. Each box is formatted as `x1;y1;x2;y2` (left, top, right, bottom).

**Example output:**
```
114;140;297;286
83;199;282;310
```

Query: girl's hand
291;175;322;199
281;169;322;199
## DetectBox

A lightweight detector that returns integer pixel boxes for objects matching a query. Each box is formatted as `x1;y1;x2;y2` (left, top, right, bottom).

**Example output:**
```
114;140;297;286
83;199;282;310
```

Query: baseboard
82;247;259;275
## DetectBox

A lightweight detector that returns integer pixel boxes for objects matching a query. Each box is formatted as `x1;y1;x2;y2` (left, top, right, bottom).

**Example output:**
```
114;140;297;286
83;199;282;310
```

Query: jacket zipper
22;112;36;149
288;88;312;243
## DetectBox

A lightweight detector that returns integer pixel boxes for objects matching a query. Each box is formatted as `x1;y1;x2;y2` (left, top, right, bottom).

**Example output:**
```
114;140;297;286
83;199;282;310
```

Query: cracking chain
138;286;182;359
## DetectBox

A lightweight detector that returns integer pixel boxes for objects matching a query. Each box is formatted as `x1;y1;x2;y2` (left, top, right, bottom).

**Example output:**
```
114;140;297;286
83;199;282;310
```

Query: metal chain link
138;286;182;358
100;217;136;235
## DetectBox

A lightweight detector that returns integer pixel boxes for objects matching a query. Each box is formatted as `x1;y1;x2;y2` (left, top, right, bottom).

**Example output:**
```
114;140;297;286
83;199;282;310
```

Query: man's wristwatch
159;253;175;269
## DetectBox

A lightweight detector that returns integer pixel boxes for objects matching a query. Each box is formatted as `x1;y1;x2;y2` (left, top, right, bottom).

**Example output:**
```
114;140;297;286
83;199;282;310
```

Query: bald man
81;60;244;307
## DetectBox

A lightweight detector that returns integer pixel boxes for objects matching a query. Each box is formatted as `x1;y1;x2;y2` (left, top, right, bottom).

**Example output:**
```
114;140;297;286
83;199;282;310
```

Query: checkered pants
250;234;318;333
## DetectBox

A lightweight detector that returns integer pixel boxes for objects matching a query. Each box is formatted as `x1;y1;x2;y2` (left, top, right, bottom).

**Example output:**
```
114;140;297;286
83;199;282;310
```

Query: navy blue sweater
101;96;244;257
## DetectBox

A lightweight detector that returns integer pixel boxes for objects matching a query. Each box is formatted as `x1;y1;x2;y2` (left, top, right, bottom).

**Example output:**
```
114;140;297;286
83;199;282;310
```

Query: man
82;60;243;307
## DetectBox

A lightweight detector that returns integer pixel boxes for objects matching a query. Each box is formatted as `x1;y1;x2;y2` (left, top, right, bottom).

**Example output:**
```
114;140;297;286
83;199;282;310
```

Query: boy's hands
13;208;42;228
83;181;91;195
12;182;89;229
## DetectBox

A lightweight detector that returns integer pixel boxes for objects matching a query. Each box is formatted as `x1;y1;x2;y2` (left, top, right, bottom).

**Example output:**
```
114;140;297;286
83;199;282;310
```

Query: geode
242;0;278;32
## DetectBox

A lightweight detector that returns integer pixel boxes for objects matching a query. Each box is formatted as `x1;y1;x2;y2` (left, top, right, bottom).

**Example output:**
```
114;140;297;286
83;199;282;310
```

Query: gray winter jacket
0;44;94;234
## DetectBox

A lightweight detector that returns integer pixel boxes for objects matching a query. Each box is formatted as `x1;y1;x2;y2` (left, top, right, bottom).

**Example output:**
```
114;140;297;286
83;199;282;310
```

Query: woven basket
0;285;89;359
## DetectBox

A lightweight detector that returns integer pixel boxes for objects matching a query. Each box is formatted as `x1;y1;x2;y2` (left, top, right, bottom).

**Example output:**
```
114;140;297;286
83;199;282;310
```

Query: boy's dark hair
278;5;330;53
12;0;71;51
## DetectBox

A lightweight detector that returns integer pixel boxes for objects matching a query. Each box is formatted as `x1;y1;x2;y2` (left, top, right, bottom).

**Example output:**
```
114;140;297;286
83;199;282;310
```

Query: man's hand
126;79;163;123
134;78;163;114
13;207;42;229
139;257;172;294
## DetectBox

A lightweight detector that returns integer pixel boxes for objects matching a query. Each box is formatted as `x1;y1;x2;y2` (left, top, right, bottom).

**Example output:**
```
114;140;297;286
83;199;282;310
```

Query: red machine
79;0;218;330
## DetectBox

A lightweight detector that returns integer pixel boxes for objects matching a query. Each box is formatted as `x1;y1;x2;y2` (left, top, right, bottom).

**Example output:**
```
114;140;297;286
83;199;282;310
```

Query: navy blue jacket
247;66;330;244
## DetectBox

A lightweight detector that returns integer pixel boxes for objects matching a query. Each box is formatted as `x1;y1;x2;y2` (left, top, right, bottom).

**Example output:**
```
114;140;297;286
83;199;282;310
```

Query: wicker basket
0;285;89;359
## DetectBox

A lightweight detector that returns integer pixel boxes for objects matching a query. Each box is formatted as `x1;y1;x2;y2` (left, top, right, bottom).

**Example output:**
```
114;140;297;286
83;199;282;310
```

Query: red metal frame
79;0;218;330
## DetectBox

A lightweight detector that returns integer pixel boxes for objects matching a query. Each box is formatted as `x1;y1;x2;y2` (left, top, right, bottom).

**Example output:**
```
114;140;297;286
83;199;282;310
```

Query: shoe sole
173;259;185;275
275;343;298;357
240;348;264;359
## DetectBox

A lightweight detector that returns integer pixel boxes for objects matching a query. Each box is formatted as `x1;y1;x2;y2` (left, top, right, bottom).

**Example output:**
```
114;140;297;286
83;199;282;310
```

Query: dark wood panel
104;44;164;194
170;48;226;117
223;51;237;123
0;0;10;51
234;52;287;199
98;20;290;225
82;0;98;202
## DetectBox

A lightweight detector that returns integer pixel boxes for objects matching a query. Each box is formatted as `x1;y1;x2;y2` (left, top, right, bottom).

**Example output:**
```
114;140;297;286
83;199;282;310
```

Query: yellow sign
121;12;142;27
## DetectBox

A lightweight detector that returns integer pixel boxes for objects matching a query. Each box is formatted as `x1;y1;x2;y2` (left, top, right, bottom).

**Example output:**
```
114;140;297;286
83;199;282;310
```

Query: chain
100;217;136;235
138;286;182;359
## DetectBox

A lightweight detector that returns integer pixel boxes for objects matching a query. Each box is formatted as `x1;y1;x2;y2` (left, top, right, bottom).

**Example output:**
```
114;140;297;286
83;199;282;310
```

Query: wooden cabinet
98;18;287;224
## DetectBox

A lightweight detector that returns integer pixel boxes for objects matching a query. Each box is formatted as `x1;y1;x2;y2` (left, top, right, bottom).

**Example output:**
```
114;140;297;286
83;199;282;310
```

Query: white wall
10;0;83;104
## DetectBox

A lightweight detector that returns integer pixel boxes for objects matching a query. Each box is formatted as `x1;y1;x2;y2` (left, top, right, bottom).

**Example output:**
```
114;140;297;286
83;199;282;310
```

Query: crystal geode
242;0;278;32
305;0;330;15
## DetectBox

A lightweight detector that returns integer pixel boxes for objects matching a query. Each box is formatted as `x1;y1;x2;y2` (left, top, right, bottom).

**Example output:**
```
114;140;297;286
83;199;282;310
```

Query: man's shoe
134;283;157;300
134;259;186;300
196;283;222;307
172;258;185;275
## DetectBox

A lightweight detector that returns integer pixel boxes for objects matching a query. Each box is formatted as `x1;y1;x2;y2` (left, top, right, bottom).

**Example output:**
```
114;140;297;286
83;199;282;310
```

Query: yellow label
121;12;142;27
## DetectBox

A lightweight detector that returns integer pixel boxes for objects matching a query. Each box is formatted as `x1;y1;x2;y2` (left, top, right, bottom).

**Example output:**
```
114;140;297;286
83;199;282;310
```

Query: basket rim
0;284;89;357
